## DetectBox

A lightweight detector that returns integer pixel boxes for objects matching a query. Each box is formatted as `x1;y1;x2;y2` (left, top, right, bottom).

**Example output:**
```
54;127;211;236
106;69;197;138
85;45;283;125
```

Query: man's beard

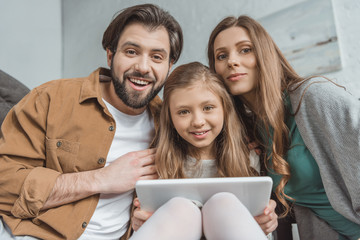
110;63;164;109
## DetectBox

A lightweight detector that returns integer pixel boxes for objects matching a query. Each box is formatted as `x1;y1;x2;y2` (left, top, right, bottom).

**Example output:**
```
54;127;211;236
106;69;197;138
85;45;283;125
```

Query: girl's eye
204;106;214;111
216;53;227;61
178;110;189;115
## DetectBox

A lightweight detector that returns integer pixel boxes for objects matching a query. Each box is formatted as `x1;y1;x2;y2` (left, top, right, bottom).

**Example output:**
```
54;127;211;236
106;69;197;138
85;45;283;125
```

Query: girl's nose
192;113;205;127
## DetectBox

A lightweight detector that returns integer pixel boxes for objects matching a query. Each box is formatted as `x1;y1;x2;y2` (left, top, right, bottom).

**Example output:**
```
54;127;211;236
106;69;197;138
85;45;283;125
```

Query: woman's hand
254;199;278;235
131;198;154;232
248;140;262;156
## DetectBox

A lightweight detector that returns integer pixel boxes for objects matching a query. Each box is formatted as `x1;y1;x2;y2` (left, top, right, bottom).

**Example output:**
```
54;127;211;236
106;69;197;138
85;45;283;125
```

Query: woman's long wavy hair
155;62;256;179
208;16;305;217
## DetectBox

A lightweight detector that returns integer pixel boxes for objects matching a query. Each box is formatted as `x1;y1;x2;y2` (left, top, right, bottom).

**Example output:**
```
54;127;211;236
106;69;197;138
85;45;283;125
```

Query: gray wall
61;0;303;79
1;0;360;98
0;0;62;89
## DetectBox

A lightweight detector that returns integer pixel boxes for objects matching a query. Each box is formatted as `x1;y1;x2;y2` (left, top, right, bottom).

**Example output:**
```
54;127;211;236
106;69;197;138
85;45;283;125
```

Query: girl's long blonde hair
208;16;304;217
155;62;256;179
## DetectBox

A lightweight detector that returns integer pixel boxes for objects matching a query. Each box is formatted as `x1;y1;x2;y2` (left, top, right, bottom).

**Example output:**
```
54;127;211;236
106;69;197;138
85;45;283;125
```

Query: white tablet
135;176;273;216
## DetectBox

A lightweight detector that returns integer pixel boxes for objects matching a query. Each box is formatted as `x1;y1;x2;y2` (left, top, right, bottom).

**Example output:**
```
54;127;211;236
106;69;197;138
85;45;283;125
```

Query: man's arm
0;88;52;219
42;148;157;210
0;87;157;218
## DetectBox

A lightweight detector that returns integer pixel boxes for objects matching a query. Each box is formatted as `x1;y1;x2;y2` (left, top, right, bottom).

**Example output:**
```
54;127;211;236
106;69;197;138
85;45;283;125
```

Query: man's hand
254;199;278;235
132;198;153;232
94;148;158;194
42;148;158;210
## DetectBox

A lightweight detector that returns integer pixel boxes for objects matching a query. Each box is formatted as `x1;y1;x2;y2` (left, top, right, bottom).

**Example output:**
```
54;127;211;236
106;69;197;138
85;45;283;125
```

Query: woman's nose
227;58;239;68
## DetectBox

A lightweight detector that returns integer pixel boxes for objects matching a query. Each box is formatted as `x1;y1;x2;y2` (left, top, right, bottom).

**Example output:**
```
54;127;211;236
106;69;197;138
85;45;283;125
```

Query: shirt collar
79;67;111;104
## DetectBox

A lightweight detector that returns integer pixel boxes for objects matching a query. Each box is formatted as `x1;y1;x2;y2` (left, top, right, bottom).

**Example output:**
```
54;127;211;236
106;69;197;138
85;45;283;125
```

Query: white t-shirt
79;99;154;240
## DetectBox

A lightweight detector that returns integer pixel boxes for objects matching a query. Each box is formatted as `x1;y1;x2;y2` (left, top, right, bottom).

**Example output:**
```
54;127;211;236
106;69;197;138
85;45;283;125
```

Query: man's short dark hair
102;4;183;63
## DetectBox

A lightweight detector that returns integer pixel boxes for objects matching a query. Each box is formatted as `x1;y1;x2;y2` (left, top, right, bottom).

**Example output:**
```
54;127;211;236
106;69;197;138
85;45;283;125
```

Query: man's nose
134;56;151;74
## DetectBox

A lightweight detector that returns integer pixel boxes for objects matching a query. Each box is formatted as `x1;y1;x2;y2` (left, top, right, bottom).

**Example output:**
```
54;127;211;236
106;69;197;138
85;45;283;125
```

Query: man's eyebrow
120;41;140;49
120;41;168;56
152;48;168;55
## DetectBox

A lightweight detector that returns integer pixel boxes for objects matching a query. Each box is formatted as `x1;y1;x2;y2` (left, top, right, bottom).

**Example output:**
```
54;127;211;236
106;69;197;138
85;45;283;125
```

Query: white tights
130;192;267;240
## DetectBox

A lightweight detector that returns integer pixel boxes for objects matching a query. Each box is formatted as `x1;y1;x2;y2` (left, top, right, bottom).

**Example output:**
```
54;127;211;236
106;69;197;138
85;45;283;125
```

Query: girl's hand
254;199;278;235
131;198;154;232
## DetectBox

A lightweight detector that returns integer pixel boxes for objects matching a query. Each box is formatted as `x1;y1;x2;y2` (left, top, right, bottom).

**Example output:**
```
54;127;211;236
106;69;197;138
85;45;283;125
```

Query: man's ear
169;60;174;71
106;48;113;67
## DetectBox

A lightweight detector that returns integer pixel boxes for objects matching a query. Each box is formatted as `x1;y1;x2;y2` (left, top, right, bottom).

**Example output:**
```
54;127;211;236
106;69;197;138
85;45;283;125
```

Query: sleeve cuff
11;167;61;218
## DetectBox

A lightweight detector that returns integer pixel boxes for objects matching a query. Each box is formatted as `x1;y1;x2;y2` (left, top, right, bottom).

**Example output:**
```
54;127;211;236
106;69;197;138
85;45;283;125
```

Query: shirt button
98;158;105;164
56;141;62;147
109;126;114;131
82;222;87;228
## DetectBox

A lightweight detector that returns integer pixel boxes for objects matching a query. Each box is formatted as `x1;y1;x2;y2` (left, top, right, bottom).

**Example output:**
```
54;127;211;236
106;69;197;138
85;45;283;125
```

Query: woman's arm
290;78;360;223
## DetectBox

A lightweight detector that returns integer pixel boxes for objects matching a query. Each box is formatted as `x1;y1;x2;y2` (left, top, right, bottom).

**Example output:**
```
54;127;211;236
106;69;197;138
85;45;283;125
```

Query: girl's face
169;83;224;159
213;26;258;103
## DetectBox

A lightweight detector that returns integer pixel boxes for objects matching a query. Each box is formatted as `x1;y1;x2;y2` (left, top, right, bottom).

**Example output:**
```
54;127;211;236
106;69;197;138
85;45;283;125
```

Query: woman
207;15;360;240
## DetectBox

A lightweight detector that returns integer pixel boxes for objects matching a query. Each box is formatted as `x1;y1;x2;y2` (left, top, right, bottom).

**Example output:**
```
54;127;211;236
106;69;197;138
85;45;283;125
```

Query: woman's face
213;26;258;103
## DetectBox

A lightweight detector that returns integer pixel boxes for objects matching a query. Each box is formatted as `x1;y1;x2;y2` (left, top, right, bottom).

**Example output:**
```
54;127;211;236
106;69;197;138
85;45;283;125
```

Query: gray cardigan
289;78;360;238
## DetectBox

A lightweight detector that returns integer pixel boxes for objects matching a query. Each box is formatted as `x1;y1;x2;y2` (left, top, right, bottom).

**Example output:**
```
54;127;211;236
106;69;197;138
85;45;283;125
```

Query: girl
130;62;277;240
207;15;360;239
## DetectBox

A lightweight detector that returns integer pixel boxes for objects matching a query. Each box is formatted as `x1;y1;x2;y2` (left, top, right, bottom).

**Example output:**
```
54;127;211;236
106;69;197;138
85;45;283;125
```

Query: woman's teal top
265;96;360;240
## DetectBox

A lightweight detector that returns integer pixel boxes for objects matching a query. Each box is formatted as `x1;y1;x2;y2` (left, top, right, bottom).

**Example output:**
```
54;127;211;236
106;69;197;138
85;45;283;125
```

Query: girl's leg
202;192;267;240
130;197;202;240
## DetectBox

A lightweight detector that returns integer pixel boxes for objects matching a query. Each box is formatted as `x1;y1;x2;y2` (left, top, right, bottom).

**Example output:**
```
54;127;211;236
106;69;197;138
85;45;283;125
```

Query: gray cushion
0;70;30;125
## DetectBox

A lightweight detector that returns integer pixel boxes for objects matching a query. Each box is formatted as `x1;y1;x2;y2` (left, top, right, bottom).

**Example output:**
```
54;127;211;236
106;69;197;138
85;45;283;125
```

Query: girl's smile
169;82;224;159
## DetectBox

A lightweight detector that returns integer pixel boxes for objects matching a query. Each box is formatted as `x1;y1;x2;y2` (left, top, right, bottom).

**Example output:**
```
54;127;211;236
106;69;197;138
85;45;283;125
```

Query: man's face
107;22;173;111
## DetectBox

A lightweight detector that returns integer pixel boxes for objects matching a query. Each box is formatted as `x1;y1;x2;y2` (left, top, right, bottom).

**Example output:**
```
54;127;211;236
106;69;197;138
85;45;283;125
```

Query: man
0;4;183;240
